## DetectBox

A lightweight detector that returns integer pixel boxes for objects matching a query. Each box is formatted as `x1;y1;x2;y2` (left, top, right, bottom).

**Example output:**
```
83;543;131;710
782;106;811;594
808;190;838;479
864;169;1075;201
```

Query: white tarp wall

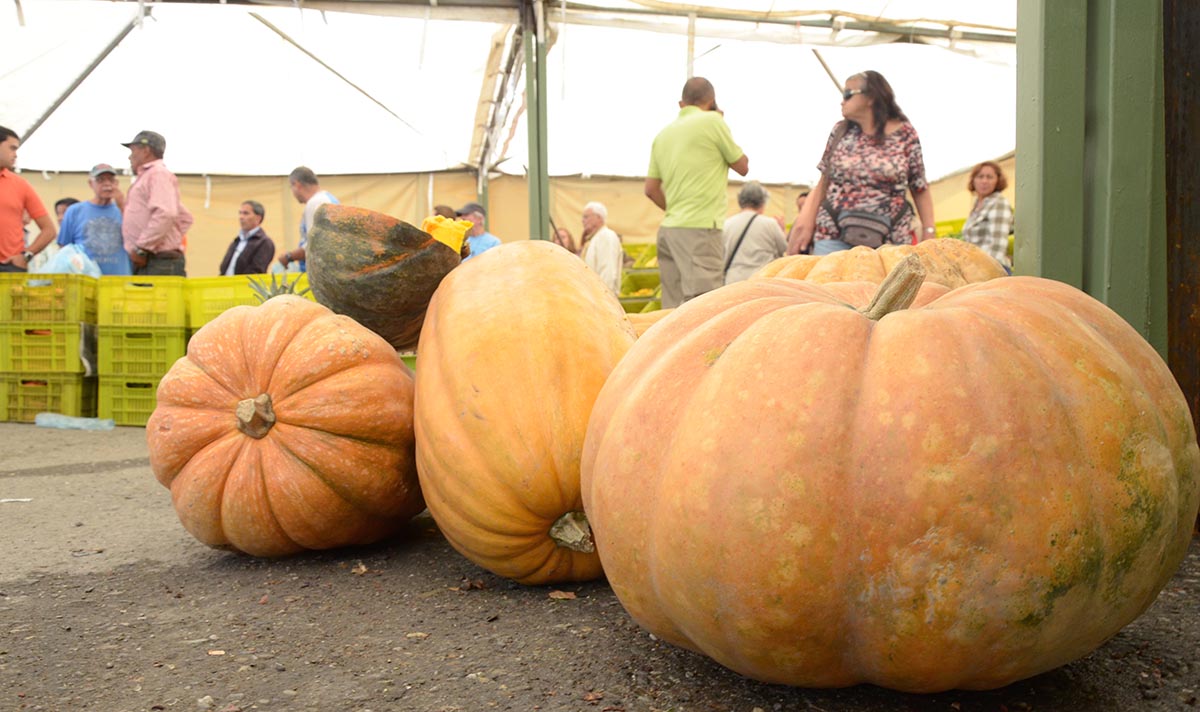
4;1;1015;183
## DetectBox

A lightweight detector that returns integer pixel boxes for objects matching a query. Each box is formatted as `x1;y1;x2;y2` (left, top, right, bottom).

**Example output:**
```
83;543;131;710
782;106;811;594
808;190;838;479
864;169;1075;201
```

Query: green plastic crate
0;322;86;373
0;372;96;422
0;274;98;323
620;268;660;296
98;326;187;377
98;276;187;327
99;376;160;427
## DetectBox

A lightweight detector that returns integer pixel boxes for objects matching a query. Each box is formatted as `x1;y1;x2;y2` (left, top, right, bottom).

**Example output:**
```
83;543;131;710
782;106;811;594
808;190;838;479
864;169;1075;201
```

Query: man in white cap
121;130;192;276
57;163;131;275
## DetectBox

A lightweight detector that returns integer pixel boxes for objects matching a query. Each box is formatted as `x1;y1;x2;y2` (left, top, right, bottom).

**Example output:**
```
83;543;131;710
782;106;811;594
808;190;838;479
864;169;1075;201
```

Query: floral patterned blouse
815;121;929;245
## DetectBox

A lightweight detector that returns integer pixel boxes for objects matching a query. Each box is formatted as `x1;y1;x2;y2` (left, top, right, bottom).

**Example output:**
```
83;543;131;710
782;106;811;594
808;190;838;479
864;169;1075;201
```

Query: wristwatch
281;253;291;265
135;247;150;258
923;227;937;236
21;250;34;262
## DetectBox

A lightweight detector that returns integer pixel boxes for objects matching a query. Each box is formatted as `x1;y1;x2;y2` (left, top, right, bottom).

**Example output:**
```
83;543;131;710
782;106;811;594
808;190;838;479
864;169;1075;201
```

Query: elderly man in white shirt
579;201;624;295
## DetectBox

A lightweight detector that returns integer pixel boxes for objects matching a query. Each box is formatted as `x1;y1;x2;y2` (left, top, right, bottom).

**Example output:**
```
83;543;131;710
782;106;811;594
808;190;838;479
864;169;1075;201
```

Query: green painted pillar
1016;0;1167;355
524;1;550;241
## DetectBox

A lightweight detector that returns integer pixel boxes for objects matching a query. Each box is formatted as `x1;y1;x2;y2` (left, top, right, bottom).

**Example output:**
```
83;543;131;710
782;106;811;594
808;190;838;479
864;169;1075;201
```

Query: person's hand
6;253;29;270
278;252;291;268
128;249;148;268
773;215;786;231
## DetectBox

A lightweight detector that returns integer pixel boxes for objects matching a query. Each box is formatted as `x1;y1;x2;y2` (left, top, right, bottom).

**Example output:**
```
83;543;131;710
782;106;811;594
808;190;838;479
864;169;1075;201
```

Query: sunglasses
842;89;865;101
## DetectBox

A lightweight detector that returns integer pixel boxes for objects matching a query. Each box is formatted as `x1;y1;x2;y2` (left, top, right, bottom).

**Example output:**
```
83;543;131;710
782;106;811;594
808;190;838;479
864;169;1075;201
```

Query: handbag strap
724;213;758;275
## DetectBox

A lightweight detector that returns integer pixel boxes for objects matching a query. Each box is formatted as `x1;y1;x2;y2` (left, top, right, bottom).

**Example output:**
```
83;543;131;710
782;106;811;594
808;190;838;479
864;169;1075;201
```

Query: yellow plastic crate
185;276;259;328
186;274;315;328
98;276;187;327
98;326;187;378
0;274;98;323
98;376;160;427
0;323;87;373
0;372;96;422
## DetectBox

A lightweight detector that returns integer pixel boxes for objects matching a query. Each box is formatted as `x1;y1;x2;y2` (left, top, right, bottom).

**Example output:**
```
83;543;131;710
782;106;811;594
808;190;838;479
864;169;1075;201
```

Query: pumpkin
147;295;424;557
306;205;463;351
415;240;636;584
581;257;1200;692
627;308;674;338
753;238;1007;289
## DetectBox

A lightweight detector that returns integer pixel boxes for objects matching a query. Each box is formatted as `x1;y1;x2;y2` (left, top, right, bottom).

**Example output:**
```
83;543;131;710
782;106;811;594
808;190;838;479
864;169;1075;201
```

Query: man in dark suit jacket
220;200;275;275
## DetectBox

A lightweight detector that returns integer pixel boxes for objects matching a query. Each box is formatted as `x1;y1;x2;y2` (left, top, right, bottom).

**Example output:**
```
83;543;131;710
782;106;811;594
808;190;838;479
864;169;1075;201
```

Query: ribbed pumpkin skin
148;296;425;557
581;276;1200;692
753;239;1007;288
307;204;461;351
415;241;636;584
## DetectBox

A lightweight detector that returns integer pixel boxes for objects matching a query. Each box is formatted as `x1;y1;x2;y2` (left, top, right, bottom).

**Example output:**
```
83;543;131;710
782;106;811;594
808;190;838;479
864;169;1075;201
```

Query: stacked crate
0;274;99;421
97;277;187;426
185;273;314;337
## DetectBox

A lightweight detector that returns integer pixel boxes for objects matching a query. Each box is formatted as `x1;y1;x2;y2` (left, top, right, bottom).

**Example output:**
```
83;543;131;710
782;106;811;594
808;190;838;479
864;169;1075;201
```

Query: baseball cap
456;202;486;217
89;163;117;179
120;130;166;154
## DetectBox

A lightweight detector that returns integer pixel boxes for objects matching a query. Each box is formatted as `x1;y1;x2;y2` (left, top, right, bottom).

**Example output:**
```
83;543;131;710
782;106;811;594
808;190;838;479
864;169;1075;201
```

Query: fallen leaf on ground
207;649;226;656
406;632;429;639
351;561;369;575
549;590;577;600
584;690;604;703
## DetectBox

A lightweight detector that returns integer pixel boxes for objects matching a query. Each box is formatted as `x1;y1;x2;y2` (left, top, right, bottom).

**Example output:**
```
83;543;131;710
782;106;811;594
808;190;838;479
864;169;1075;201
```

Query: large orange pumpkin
754;238;1006;288
415;240;636;584
148;295;424;557
306;205;462;351
581;258;1200;692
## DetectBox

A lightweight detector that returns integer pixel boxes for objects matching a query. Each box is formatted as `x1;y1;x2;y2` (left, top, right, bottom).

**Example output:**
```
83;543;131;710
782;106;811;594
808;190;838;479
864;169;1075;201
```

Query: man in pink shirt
120;130;193;276
0;126;57;272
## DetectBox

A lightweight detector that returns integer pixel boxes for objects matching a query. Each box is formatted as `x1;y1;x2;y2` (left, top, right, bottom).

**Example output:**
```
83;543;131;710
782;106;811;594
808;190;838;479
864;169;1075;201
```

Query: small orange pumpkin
148;295;424;557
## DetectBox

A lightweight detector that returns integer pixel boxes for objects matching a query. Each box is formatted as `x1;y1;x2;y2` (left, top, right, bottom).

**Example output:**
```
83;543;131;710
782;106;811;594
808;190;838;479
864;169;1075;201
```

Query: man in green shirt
645;77;749;308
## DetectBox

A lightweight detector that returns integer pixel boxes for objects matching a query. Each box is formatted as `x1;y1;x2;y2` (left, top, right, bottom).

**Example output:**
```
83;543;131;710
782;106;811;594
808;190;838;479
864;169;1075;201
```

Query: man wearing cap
456;202;502;261
219;201;275;275
121;130;192;276
279;166;338;272
57;163;131;275
0;125;57;272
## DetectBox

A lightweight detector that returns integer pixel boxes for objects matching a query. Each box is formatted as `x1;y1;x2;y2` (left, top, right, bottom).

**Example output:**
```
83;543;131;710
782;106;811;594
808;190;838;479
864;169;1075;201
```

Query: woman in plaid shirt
961;161;1014;268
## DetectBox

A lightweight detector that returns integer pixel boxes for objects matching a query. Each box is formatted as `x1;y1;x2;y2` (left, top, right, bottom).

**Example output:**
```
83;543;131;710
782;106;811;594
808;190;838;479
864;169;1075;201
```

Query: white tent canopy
3;0;1015;183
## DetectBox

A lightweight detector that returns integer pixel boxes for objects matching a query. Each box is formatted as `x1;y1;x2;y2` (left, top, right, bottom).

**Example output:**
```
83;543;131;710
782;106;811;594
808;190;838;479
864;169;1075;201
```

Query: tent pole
22;8;143;143
523;0;550;241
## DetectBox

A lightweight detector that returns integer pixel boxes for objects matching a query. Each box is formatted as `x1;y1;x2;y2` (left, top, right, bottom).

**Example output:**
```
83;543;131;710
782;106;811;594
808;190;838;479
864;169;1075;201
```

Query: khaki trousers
656;226;724;309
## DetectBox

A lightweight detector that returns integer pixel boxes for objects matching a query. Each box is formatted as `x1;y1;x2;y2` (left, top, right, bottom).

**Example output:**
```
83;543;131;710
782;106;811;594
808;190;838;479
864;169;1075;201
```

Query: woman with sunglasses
786;71;935;256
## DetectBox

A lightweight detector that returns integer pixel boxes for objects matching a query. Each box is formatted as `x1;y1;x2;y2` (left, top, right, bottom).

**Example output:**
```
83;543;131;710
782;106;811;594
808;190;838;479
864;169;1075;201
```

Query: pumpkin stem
860;253;926;320
236;394;276;439
549;511;595;553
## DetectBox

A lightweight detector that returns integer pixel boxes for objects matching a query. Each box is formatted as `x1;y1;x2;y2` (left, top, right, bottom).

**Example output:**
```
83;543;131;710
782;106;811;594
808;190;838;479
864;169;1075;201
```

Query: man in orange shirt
0;126;56;272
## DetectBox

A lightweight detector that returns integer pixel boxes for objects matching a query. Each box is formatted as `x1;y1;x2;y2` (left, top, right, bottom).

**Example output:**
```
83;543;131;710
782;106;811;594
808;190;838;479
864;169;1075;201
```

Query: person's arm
913;187;936;242
729;154;749;177
786;175;827;255
279;246;306;267
250;239;276;274
9;214;58;268
644;178;667;211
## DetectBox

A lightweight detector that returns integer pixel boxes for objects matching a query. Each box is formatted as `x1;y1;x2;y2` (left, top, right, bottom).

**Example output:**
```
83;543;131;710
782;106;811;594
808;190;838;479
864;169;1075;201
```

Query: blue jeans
812;239;852;256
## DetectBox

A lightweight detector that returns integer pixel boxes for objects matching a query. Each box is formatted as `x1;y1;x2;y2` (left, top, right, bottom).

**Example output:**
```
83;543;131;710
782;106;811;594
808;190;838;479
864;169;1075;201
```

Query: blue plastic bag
36;244;102;278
